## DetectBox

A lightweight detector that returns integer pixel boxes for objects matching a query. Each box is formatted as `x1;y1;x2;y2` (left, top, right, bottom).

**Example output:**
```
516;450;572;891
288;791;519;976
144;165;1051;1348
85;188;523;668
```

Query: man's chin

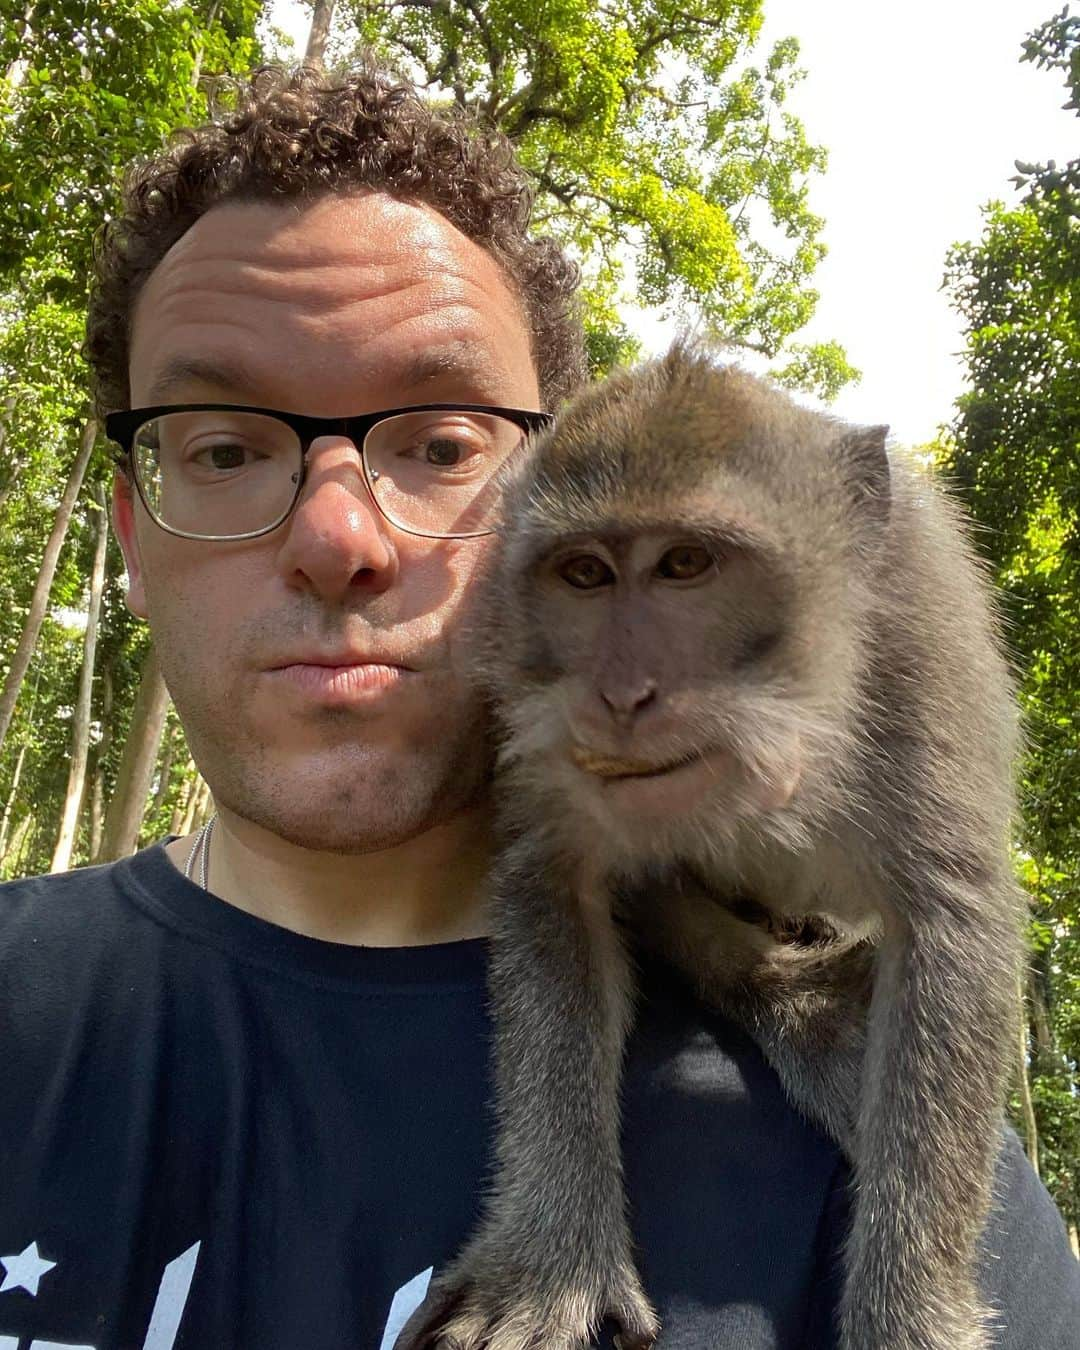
207;752;491;856
242;811;439;857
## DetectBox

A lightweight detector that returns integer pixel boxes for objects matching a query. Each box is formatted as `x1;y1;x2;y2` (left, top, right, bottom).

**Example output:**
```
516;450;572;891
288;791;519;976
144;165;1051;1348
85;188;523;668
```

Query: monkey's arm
713;939;870;1158
397;834;659;1350
837;861;1022;1350
637;855;1020;1350
630;873;871;1155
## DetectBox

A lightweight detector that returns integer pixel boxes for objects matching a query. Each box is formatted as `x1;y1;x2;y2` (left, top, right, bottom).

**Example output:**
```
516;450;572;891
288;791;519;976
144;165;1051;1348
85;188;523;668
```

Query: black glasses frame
105;401;554;541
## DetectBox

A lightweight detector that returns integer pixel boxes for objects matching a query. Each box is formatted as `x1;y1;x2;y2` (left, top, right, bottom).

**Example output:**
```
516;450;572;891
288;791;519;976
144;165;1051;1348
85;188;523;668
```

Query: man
1;62;1077;1350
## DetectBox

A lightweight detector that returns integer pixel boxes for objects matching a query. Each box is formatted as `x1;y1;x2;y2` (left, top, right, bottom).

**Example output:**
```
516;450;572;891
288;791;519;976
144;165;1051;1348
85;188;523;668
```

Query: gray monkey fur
399;343;1026;1350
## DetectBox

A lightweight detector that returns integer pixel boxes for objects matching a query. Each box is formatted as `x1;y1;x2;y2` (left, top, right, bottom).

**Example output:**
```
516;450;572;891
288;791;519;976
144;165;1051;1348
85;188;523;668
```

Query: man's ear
112;470;149;619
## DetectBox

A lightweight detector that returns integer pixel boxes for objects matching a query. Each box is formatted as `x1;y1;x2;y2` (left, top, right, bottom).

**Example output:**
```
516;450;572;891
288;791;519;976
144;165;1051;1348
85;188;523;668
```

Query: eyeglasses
105;402;554;541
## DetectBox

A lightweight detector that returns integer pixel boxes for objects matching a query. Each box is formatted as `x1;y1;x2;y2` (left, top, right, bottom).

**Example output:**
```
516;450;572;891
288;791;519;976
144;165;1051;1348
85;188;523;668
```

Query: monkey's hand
394;1248;659;1350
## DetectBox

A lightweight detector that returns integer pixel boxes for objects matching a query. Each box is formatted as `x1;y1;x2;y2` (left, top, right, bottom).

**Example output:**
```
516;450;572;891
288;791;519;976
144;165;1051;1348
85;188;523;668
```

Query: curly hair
85;61;586;417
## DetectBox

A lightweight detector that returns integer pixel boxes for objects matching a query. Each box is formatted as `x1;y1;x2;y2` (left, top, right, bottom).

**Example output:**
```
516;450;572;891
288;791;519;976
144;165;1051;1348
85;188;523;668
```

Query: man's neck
164;805;491;947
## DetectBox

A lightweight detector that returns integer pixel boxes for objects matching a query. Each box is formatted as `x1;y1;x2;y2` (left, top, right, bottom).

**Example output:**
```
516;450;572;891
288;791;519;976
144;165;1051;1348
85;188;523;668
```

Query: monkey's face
482;349;886;859
497;520;809;846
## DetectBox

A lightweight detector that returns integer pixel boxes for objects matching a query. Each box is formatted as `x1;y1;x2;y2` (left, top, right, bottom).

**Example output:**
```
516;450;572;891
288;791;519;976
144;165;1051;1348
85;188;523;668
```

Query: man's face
114;193;541;853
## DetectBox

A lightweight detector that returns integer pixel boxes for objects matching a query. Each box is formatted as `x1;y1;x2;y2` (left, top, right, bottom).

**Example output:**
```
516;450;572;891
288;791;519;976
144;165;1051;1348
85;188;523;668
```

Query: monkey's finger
612;1331;656;1350
609;1307;659;1350
428;1308;509;1350
459;1315;590;1350
393;1283;471;1350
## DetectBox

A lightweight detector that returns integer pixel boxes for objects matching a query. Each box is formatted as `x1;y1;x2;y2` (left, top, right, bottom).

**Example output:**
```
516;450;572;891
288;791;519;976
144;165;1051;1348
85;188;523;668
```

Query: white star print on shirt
0;1242;56;1296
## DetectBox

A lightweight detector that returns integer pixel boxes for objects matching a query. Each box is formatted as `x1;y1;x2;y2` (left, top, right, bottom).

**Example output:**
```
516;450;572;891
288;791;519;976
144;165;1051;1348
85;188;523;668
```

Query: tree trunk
88;665;114;863
1016;975;1040;1176
3;3;34;92
0;395;22;513
151;721;178;816
1;665;41;862
179;772;208;837
5;812;32;876
193;778;214;830
189;0;222;100
170;760;198;835
304;0;336;66
50;488;109;872
1028;951;1057;1069
0;417;97;755
0;447;27;515
98;644;171;861
0;740;28;862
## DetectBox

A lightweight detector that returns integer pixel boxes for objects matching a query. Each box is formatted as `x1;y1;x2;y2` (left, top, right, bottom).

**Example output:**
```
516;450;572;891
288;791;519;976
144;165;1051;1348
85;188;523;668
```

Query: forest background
0;0;1077;1245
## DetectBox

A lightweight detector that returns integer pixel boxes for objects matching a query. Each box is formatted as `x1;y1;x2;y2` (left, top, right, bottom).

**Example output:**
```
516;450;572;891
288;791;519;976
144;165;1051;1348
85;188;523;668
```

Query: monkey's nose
600;678;658;725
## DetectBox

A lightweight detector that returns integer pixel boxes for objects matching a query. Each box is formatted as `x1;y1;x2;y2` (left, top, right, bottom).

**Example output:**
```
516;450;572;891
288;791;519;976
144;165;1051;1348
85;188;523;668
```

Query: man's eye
558;554;615;590
424;438;465;467
190;441;254;471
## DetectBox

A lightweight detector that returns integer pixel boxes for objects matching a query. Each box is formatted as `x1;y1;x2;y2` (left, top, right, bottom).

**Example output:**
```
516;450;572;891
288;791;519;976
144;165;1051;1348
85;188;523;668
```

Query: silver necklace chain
183;813;217;891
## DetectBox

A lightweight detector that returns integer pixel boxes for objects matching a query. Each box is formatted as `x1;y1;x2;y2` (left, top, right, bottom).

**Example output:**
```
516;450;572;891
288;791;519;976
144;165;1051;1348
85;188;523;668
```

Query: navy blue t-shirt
0;844;1076;1349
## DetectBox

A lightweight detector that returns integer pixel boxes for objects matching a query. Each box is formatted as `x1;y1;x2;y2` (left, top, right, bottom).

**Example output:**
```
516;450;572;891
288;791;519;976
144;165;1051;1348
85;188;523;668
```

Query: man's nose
275;437;398;601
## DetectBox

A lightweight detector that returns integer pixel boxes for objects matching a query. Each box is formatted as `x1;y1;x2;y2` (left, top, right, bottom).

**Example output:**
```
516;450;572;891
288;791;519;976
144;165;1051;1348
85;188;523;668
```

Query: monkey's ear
838;424;890;521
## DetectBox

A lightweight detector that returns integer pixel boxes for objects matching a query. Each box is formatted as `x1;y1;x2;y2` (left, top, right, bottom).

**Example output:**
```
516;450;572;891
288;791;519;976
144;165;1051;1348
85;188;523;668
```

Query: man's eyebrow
145;354;266;403
401;343;499;391
146;344;504;406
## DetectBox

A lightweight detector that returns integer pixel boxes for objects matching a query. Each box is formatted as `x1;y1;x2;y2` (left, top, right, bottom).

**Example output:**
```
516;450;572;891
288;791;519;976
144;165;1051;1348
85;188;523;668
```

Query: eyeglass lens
130;408;530;539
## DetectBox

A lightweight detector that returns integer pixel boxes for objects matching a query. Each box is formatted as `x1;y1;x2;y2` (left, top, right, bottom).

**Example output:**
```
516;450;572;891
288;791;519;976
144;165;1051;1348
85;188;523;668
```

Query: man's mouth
267;649;414;671
265;661;412;702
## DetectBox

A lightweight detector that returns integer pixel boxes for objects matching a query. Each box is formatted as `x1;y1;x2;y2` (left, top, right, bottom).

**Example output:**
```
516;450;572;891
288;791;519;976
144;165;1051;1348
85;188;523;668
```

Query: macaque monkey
401;344;1025;1350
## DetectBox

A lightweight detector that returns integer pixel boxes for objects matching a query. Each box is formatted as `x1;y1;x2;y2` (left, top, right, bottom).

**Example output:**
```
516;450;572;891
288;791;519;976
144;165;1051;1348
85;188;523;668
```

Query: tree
942;6;1080;1243
336;0;851;392
50;484;108;872
0;0;262;875
0;415;97;753
97;644;172;862
304;0;336;64
0;0;261;284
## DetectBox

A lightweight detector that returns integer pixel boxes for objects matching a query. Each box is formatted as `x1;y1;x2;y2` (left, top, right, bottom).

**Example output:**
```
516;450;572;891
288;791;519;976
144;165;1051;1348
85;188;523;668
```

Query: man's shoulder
0;847;179;1035
620;961;848;1345
1;855;128;944
0;850;154;946
625;963;1080;1349
626;957;838;1151
1;854;130;901
980;1129;1080;1346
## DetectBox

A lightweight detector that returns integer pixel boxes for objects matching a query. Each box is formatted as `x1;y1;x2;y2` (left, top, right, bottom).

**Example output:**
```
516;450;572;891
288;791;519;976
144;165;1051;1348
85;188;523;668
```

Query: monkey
399;343;1026;1350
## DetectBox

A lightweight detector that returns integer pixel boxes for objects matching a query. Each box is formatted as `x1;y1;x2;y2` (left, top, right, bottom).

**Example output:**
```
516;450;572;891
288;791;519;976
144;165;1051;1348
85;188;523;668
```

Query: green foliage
578;278;642;376
0;301;91;659
0;0;262;875
343;0;850;398
942;6;1080;1232
771;340;861;403
0;0;260;284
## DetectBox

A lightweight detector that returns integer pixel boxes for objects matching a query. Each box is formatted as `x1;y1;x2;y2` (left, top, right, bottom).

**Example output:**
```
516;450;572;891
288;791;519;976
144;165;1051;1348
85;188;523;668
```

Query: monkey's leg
397;837;660;1350
839;870;1021;1350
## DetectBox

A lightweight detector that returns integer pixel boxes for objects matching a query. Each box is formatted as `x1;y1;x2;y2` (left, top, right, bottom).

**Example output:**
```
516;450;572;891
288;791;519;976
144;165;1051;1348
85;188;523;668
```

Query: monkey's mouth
570;746;706;779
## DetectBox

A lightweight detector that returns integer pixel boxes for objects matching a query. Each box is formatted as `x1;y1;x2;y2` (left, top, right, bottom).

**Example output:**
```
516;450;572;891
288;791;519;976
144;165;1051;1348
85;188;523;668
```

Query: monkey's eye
557;554;615;590
654;544;714;581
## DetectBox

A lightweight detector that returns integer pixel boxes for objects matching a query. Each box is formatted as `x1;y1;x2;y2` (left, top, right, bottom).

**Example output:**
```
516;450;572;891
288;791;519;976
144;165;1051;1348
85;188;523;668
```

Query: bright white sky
738;0;1077;445
269;0;1076;446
